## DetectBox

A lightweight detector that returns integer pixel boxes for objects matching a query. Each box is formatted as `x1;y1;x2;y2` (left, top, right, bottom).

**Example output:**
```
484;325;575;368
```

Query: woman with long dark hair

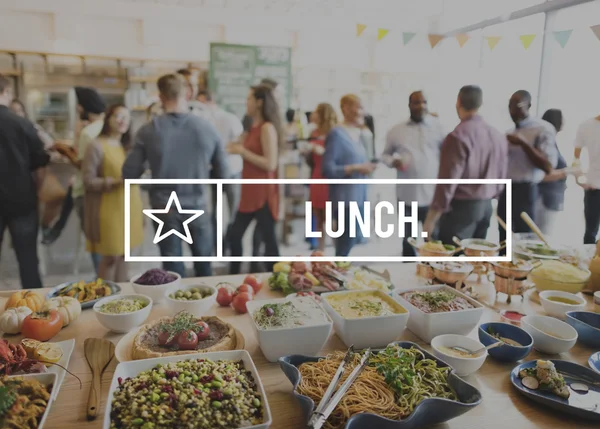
228;85;284;274
82;104;143;281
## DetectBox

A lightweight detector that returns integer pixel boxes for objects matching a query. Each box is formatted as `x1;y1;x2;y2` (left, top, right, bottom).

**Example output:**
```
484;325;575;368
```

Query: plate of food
104;350;271;429
3;338;75;403
279;341;482;429
114;310;245;362
46;279;121;309
511;359;600;420
0;373;56;429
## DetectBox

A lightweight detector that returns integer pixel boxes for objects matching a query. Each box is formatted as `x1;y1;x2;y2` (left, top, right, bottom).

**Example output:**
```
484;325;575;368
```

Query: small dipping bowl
500;310;527;326
565;311;600;348
539;290;586;319
431;334;487;376
478;322;533;362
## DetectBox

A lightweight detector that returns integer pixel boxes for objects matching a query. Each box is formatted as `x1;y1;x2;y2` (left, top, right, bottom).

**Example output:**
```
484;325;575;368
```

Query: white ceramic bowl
103;350;272;429
393;285;484;344
164;284;216;316
246;297;332;362
431;334;487;376
321;289;409;349
93;294;153;333
539;290;586;319
130;270;181;304
521;315;578;354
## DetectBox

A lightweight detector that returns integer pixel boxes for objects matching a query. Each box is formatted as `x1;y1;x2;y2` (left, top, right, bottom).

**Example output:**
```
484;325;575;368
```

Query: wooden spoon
520;212;551;247
84;338;115;421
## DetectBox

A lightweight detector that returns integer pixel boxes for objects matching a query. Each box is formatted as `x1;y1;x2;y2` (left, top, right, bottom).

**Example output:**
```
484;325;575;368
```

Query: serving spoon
450;341;503;357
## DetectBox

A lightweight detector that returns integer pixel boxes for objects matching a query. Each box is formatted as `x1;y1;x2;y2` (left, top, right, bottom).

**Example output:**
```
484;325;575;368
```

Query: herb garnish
414;291;455;308
0;385;16;418
158;311;202;344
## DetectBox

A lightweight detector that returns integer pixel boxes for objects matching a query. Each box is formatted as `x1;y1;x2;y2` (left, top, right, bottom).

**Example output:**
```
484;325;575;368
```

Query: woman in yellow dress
82;104;143;281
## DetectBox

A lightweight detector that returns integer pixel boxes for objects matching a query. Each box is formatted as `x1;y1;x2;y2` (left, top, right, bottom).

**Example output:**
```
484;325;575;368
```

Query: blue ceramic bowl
565;311;600;348
478;322;533;362
278;341;482;429
589;352;600;375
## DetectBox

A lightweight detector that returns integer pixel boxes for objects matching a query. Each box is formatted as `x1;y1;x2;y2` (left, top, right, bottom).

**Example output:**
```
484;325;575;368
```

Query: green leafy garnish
158;311;203;344
413;291;456;309
0;385;17;418
267;272;294;295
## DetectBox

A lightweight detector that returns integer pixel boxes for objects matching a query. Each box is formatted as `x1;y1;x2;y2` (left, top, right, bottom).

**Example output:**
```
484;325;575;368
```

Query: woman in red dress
308;103;338;251
227;84;285;274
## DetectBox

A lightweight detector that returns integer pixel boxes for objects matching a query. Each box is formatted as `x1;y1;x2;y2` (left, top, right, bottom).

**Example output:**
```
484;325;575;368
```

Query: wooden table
2;265;599;429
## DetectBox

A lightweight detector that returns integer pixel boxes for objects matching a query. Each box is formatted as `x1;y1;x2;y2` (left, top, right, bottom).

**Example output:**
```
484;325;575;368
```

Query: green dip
99;298;147;314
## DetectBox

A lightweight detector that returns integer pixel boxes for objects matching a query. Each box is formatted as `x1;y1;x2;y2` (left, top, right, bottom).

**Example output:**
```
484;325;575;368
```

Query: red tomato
235;284;254;296
21;310;63;342
216;287;234;307
195;321;210;341
232;292;253;314
243;275;263;294
157;329;176;347
176;329;199;350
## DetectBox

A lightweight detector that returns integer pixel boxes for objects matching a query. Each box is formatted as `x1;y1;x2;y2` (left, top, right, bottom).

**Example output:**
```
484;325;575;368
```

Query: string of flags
357;23;600;50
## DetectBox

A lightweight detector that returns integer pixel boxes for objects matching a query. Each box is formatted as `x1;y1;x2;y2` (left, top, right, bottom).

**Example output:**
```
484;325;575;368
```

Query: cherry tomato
235;284;254;296
216;286;235;307
176;329;199;350
157;328;176;347
195;321;210;341
21;310;63;342
232;292;253;314
243;275;263;294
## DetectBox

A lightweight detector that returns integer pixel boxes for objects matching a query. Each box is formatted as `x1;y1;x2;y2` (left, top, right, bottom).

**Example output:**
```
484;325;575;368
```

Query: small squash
5;291;45;312
43;296;81;327
0;306;33;334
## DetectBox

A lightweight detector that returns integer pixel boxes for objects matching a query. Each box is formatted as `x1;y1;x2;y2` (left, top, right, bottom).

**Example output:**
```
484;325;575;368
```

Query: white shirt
575;117;600;188
191;101;244;176
381;115;445;205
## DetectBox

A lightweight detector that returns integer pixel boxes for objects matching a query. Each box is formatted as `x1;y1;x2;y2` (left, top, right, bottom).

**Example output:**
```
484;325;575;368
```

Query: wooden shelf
0;69;20;77
128;76;160;84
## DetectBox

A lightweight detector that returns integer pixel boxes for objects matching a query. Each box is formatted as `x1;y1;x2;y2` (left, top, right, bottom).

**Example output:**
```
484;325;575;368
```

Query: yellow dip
546;296;580;305
326;291;406;319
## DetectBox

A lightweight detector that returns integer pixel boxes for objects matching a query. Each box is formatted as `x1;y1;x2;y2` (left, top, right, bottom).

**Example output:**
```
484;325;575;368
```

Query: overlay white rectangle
124;178;512;263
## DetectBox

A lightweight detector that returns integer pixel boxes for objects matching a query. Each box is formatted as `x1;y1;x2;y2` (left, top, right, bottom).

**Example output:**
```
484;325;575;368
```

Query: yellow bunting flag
377;28;389;41
519;34;536;50
591;24;600;41
455;33;470;48
485;36;502;50
428;34;444;48
356;24;367;37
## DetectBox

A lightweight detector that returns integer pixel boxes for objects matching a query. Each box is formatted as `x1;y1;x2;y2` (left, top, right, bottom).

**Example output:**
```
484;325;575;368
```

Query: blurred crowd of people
1;69;599;289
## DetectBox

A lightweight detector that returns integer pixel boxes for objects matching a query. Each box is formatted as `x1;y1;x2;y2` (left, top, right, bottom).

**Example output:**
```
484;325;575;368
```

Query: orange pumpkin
5;291;45;312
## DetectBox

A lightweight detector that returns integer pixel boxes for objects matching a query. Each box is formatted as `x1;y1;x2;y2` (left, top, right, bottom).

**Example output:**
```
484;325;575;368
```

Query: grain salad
110;359;263;429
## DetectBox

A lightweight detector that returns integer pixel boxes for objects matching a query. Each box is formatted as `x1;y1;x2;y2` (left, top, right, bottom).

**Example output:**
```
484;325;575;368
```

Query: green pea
253;398;261;407
214;373;223;382
178;373;185;381
191;374;199;382
151;392;160;403
184;291;192;298
132;418;144;426
192;292;202;300
212;381;223;388
190;288;199;294
176;290;183;298
211;401;222;408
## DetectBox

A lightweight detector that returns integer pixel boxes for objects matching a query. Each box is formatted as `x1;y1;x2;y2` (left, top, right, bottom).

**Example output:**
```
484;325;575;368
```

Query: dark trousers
584;189;600;244
0;210;43;289
438;199;493;244
47;185;74;234
229;204;279;274
153;210;212;278
402;205;429;256
497;183;538;243
211;174;241;254
334;210;358;257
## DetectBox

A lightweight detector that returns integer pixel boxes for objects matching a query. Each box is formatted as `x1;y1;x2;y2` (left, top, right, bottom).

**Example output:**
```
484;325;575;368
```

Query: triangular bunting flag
485;36;502;50
591;25;600;41
428;34;444;49
455;33;470;47
553;30;572;48
356;24;367;37
519;34;536;50
402;32;416;45
377;28;389;41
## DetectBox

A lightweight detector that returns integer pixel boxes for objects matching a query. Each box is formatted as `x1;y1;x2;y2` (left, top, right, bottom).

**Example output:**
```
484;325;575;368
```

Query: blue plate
479;322;533;362
566;311;600;348
511;360;600;420
46;280;121;309
278;341;482;429
590;352;600;375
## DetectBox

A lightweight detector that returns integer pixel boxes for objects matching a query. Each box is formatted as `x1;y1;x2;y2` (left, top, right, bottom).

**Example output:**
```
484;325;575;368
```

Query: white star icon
143;191;204;245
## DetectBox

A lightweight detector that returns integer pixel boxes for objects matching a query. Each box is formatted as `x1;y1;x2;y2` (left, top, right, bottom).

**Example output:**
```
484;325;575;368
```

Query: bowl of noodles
278;342;482;429
407;238;457;257
1;373;55;429
529;260;591;293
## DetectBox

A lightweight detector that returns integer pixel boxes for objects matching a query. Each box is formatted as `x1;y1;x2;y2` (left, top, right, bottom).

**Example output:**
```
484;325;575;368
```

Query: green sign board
209;43;292;119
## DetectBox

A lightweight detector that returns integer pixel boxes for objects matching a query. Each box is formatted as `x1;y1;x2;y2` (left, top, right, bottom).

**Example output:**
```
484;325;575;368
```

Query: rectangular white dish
103;349;272;429
246;297;333;362
5;372;57;429
321;289;409;349
393;285;483;343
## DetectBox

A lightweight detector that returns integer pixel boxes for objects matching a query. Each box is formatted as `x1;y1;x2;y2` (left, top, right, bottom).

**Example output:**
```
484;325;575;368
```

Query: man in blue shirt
497;90;557;243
